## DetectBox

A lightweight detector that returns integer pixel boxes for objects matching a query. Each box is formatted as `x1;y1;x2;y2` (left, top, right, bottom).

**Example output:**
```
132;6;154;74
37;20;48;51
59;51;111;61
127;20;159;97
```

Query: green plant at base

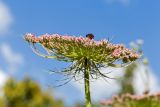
2;78;64;107
119;63;137;95
101;92;160;107
24;33;139;107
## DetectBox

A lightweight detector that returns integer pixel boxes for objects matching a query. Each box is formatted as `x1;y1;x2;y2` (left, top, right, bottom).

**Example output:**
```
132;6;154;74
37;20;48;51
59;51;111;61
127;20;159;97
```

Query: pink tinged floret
63;36;72;41
130;53;140;58
25;33;34;37
112;48;122;58
132;95;146;100
124;48;131;55
100;100;113;105
156;92;160;97
38;36;43;42
25;33;40;43
117;44;124;48
95;41;102;45
76;37;84;43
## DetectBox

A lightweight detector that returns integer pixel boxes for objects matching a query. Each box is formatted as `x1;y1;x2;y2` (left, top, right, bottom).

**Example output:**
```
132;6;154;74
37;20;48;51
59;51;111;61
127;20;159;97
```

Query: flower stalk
84;58;91;107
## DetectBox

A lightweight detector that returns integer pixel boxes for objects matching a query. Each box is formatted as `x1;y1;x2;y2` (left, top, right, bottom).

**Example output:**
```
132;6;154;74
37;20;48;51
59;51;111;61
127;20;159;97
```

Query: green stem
84;58;91;107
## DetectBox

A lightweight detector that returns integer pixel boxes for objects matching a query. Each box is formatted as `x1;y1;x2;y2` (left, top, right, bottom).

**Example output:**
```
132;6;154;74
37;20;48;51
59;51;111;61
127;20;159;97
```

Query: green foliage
119;63;137;95
1;78;64;107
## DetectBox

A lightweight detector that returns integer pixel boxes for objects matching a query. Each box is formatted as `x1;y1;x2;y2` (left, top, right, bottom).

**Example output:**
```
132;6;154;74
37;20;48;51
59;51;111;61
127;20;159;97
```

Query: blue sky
0;0;160;106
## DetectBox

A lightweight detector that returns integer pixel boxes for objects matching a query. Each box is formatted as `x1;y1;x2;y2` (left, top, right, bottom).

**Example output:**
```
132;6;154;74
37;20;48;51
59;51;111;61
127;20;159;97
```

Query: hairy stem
84;58;91;107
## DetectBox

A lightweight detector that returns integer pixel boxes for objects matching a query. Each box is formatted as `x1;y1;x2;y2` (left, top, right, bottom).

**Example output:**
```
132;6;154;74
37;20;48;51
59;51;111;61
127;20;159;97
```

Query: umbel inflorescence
25;33;139;65
24;33;139;81
24;33;139;107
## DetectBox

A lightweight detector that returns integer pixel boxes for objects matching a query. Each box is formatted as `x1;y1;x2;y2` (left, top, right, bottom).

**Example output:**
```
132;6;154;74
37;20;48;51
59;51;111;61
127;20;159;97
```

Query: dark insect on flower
86;33;94;40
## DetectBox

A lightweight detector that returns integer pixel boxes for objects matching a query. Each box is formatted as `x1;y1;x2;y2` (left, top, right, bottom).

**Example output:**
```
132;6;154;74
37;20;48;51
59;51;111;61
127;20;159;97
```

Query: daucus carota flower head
24;33;139;63
24;33;139;81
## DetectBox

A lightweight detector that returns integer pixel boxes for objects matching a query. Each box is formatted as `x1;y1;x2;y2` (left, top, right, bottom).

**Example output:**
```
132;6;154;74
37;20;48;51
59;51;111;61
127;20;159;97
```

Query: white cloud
0;1;13;35
133;64;160;94
0;43;24;72
0;69;8;96
0;43;23;65
105;0;130;6
72;64;160;101
0;69;8;88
